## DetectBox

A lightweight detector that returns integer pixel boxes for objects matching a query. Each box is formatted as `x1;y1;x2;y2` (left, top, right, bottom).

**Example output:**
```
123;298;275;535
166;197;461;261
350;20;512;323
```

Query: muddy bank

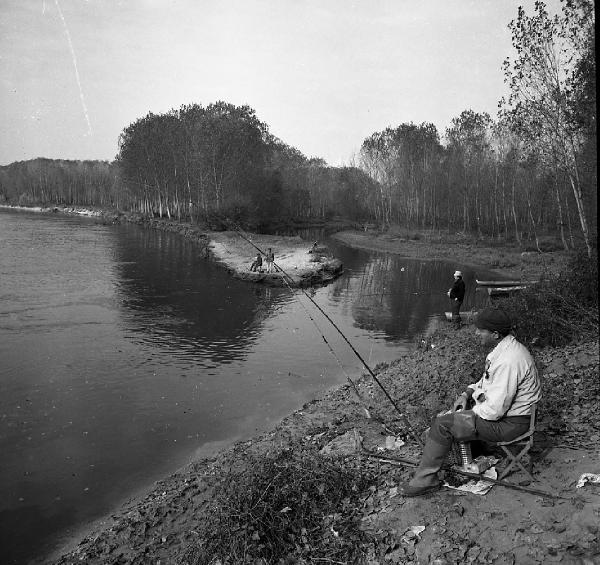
332;230;572;280
48;326;599;565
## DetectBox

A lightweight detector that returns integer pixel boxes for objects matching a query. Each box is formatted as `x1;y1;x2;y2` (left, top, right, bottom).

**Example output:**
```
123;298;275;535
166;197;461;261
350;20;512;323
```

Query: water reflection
320;239;489;341
108;224;291;366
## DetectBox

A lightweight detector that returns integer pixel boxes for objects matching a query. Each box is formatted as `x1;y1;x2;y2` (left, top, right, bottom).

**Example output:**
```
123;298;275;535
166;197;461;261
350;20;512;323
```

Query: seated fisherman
250;253;263;272
400;307;541;496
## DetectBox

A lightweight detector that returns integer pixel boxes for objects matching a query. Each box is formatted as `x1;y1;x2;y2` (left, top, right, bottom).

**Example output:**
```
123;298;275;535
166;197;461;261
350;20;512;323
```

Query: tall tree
359;122;442;228
445;110;493;236
501;0;596;257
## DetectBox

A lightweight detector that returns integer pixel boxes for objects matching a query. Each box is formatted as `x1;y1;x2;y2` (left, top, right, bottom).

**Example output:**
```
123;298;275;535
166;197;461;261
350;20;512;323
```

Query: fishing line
223;218;423;447
278;268;372;419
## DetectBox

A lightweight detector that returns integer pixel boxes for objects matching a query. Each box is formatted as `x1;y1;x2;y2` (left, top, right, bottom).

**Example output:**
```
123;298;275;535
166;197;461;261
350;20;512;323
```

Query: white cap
454;270;462;277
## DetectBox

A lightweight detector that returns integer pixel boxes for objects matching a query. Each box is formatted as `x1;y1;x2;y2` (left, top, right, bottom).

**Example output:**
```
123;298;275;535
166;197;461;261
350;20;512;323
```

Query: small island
207;231;343;287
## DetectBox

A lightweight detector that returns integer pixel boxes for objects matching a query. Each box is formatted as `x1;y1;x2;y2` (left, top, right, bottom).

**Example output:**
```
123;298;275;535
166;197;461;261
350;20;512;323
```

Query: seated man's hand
452;393;468;412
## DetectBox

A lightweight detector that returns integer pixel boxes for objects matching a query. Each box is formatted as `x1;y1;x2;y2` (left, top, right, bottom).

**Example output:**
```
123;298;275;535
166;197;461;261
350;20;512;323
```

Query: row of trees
115;101;379;227
0;101;377;228
0;1;595;251
0;158;120;208
359;1;595;255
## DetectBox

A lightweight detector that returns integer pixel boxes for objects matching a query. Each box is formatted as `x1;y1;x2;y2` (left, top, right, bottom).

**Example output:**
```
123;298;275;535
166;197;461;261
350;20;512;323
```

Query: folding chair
490;403;537;481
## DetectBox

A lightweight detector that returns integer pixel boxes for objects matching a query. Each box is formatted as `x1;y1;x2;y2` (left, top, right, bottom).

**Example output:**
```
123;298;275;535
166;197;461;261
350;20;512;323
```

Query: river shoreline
331;230;572;281
48;329;599;565
4;206;597;563
1;205;344;287
48;228;598;564
2;203;571;283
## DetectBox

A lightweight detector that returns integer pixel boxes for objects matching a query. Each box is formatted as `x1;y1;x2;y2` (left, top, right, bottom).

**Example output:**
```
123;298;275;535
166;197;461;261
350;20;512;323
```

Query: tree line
358;0;595;256
0;0;595;253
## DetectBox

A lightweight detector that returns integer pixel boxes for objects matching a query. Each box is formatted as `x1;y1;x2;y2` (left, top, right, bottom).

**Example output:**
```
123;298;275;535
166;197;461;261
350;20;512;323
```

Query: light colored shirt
468;334;541;421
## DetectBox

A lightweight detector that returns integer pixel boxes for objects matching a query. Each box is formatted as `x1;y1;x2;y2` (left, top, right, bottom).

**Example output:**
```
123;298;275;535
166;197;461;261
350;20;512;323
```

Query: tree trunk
554;175;569;251
526;188;541;252
511;176;521;245
568;169;592;258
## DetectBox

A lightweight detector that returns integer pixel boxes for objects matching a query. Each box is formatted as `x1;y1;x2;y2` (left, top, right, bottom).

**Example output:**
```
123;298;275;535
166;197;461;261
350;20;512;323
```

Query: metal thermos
458;442;480;473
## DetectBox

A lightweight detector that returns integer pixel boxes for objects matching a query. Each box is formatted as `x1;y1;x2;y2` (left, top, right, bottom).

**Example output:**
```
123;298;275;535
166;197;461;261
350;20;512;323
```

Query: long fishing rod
360;292;446;297
277;262;373;420
223;219;423;447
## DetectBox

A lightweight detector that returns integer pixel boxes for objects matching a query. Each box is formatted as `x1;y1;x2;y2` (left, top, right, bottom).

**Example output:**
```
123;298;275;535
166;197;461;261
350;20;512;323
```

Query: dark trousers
409;410;531;488
451;300;463;326
428;411;530;449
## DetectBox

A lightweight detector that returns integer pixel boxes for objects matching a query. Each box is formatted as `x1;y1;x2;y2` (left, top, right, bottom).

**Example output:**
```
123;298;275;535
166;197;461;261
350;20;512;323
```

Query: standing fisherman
265;248;275;273
447;270;465;328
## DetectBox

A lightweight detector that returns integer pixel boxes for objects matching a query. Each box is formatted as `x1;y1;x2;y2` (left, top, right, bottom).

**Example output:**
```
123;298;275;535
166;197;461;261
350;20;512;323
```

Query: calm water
0;210;493;564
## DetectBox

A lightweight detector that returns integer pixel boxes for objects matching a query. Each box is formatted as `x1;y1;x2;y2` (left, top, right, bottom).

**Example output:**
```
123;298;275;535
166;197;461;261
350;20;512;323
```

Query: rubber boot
399;438;449;497
451;314;462;330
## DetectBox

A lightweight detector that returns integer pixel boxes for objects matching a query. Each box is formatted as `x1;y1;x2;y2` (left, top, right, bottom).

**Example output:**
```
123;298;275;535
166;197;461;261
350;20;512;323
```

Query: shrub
185;446;377;564
501;248;598;347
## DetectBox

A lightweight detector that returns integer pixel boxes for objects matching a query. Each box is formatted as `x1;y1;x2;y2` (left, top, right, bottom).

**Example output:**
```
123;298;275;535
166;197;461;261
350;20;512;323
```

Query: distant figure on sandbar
250;253;262;272
265;248;275;273
447;270;465;328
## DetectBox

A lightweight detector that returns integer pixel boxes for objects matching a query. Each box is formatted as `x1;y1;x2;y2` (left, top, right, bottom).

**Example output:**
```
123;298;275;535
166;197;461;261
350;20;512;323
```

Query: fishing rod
359;292;447;297
222;218;423;447
277;261;373;420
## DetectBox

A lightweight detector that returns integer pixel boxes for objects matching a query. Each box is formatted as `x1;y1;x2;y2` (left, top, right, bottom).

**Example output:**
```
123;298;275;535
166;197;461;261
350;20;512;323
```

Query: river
0;209;493;564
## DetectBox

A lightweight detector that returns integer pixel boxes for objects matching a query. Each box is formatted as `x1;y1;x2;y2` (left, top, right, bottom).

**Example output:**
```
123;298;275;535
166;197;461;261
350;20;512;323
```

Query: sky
0;0;563;167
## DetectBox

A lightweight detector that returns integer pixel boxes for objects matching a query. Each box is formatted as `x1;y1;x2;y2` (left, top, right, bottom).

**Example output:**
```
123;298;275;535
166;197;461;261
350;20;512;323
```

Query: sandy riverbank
46;228;599;565
207;231;343;287
0;204;104;216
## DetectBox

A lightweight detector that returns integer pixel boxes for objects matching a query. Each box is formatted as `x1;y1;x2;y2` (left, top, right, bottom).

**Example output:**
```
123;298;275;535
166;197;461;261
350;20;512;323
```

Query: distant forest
0;1;595;255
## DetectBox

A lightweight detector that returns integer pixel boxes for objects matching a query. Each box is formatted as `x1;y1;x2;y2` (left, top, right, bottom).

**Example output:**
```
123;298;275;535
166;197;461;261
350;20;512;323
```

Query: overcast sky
1;0;563;166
